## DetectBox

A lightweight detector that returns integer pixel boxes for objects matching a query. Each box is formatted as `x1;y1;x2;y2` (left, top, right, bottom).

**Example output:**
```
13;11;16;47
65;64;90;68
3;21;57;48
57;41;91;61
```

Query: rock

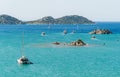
53;42;60;45
69;39;86;46
89;29;112;34
26;15;94;25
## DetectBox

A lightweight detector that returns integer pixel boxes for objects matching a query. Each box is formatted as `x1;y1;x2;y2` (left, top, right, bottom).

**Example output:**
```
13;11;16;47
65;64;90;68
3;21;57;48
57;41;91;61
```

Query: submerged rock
89;29;112;34
69;39;86;46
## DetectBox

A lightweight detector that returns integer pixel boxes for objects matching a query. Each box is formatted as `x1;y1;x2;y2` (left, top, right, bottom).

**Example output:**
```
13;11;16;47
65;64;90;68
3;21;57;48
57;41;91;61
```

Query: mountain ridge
0;14;94;25
0;14;24;24
26;15;94;24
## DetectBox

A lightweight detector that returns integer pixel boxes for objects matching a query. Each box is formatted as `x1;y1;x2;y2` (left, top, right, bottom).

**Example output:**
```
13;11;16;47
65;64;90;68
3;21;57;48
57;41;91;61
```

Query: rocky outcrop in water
89;29;112;34
69;39;86;46
52;42;60;45
52;39;86;46
0;14;24;24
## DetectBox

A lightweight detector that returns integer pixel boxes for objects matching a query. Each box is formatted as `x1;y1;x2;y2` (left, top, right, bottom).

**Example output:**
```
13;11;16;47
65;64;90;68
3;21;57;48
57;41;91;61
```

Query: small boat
17;56;33;64
91;35;96;39
63;30;67;34
41;32;46;36
17;32;33;64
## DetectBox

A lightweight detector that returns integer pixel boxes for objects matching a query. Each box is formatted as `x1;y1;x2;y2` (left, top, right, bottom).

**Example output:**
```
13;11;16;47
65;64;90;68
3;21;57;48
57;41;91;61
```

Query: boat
17;56;33;64
17;32;33;64
63;30;67;34
91;35;96;39
41;32;46;36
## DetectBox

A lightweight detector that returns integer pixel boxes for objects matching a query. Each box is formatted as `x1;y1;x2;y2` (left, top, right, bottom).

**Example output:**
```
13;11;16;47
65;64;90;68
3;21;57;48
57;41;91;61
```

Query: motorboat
63;30;67;34
41;32;46;36
91;35;96;39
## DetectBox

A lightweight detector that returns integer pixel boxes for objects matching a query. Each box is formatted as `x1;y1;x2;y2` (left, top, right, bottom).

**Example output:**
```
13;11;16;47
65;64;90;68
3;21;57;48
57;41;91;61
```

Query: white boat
17;32;33;64
17;56;33;64
63;30;67;34
41;32;46;36
71;30;75;34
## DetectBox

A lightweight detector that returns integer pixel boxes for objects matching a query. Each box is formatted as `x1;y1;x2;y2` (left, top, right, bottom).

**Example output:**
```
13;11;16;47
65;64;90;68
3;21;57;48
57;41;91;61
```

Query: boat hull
17;59;33;64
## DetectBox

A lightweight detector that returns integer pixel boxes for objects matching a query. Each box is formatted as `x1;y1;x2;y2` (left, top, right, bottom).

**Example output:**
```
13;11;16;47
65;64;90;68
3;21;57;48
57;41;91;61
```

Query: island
52;39;86;46
89;29;112;34
0;14;94;25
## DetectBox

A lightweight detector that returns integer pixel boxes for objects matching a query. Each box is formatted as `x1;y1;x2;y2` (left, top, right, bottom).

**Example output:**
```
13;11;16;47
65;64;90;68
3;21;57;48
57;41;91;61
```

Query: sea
0;22;120;77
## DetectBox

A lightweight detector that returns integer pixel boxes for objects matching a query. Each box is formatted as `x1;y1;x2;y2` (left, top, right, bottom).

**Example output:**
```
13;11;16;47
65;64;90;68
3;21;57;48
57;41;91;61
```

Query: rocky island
69;39;86;46
52;39;86;46
0;14;94;25
89;29;112;34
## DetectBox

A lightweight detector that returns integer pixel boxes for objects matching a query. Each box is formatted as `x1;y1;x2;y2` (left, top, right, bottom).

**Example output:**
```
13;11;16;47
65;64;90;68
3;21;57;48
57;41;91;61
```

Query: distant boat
63;30;67;34
52;42;60;45
41;32;46;36
17;32;33;64
77;25;79;30
17;56;33;64
71;30;75;34
91;35;96;39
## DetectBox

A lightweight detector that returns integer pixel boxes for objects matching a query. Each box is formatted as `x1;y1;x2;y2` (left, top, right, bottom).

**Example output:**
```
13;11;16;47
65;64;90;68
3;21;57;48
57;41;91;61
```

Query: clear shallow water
0;22;120;77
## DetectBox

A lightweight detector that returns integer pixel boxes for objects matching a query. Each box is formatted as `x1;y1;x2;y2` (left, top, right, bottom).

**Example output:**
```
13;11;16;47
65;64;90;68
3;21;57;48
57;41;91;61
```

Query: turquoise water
0;22;120;77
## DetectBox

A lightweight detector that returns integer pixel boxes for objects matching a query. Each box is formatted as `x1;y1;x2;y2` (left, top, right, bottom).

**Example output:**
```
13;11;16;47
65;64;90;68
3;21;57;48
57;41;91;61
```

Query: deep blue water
0;22;120;77
0;22;120;33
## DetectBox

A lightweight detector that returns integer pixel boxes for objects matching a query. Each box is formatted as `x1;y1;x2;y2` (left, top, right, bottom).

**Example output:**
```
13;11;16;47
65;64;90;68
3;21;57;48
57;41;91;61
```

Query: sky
0;0;120;21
